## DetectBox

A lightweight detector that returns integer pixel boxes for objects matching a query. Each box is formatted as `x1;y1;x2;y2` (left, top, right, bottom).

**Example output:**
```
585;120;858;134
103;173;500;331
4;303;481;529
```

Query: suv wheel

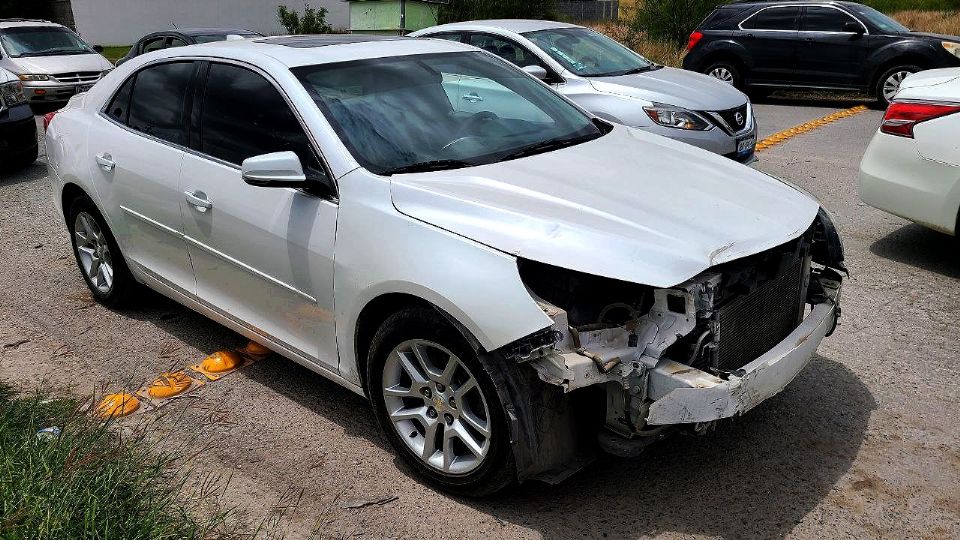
68;196;138;307
368;307;516;496
877;65;919;108
704;61;742;88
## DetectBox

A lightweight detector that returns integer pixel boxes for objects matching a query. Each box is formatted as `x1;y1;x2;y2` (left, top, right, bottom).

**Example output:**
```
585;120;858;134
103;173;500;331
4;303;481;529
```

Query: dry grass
589;10;960;69
892;10;960;34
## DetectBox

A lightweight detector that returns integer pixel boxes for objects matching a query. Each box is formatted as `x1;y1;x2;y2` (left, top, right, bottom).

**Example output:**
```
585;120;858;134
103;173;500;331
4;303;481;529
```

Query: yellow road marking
756;105;869;152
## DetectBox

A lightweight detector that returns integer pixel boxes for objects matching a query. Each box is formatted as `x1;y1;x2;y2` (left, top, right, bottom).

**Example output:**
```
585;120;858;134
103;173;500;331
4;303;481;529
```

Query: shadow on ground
870;223;960;279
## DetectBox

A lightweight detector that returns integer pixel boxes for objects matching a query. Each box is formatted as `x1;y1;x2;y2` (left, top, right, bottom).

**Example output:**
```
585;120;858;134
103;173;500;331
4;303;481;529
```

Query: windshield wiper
382;159;474;175
498;132;601;162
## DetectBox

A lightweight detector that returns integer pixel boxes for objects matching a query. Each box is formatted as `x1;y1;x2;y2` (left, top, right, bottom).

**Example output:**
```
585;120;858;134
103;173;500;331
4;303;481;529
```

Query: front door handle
462;92;483;103
95;153;115;171
184;190;213;212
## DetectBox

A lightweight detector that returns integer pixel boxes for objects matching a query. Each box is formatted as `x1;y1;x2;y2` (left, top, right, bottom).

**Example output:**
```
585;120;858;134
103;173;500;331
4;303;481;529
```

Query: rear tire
67;196;138;308
703;60;743;89
875;65;920;108
367;307;516;496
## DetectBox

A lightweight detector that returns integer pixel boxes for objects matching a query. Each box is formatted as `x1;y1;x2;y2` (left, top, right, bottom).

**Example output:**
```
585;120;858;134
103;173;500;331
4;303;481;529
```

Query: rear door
797;5;870;88
738;5;801;84
86;61;198;295
178;61;339;370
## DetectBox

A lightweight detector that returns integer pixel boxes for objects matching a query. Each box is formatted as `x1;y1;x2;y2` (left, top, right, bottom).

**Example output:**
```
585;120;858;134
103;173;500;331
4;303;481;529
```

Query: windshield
293;52;604;175
0;26;93;58
849;6;909;33
523;27;655;77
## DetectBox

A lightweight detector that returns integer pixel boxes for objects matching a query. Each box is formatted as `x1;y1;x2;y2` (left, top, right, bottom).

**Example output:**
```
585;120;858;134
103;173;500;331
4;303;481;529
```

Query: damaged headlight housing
0;81;28;108
643;103;711;131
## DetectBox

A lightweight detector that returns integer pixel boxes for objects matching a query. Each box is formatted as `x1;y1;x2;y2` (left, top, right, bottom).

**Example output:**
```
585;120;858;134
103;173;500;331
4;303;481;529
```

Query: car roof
417;19;582;35
179;27;260;36
147;34;478;68
0;19;65;30
727;0;859;7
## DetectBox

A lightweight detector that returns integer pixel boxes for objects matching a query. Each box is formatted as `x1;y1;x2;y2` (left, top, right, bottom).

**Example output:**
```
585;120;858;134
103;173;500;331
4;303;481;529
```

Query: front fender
866;39;943;80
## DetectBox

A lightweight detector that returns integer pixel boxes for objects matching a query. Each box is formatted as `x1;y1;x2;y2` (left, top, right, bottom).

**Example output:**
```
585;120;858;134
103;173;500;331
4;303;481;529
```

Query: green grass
98;45;131;65
862;0;960;11
0;384;221;539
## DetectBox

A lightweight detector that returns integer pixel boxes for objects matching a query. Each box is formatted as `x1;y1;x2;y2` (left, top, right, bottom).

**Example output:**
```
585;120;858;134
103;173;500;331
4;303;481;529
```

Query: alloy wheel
74;211;114;294
882;70;912;103
381;339;492;475
709;67;735;84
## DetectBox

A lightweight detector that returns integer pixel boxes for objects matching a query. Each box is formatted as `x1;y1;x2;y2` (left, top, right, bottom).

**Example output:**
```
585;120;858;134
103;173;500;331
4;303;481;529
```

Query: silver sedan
412;19;757;163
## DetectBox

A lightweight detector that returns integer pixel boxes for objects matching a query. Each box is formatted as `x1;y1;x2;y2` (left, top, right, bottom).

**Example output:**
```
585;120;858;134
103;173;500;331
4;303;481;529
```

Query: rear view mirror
522;65;549;81
241;151;308;188
843;21;865;34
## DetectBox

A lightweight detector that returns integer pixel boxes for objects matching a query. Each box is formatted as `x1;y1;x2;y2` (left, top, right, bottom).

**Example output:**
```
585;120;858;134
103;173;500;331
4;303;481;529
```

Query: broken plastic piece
147;371;193;399
201;350;243;373
240;341;272;360
97;393;140;418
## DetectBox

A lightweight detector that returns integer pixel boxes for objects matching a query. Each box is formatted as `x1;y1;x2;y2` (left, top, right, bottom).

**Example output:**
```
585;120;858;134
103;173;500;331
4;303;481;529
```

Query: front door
797;6;870;88
86;61;198;295
178;61;338;370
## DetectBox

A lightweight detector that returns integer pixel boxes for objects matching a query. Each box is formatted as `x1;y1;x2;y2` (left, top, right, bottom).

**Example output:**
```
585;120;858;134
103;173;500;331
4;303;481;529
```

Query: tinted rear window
742;6;800;31
804;7;858;32
127;61;194;145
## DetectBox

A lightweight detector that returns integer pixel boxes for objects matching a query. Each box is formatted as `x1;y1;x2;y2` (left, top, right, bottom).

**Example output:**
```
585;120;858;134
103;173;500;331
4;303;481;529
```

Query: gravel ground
0;101;957;539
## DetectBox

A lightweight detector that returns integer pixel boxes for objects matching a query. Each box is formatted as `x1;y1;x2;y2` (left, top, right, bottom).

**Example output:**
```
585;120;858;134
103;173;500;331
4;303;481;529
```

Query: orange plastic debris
200;350;243;373
97;393;140;418
241;341;271;359
147;371;193;399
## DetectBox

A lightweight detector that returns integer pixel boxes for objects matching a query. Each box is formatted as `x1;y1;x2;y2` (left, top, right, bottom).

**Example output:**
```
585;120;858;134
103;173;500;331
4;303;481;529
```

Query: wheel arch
696;41;752;73
60;182;93;225
868;51;936;94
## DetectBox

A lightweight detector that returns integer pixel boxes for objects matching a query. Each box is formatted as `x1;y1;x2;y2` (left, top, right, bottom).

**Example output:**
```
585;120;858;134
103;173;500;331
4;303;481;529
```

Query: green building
348;0;444;34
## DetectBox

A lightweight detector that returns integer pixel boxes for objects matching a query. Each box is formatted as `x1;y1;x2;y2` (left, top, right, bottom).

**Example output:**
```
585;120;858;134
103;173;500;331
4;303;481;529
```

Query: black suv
683;1;960;105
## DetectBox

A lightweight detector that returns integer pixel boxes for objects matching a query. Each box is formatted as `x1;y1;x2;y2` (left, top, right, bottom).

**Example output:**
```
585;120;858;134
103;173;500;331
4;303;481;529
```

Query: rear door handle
95;153;115;171
184;190;213;212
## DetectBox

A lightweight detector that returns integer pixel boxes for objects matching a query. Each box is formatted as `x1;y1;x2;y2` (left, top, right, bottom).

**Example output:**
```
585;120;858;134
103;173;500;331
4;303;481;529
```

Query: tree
437;0;558;24
277;4;332;34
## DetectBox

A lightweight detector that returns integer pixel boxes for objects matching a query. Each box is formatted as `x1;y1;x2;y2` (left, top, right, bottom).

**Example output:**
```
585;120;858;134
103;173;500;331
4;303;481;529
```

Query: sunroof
259;35;410;48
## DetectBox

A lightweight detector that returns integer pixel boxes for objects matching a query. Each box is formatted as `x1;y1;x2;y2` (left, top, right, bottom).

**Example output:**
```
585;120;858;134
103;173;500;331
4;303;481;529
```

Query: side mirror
843;21;865;34
92;44;104;53
241;151;308;188
522;65;549;81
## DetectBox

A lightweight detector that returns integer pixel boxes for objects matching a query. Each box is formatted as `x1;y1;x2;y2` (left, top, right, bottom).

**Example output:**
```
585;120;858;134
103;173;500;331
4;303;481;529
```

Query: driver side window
468;34;545;69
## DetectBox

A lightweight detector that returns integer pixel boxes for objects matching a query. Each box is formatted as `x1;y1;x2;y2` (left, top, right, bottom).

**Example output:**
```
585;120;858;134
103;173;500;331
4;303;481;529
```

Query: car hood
586;66;747;111
912;32;960;43
390;126;820;288
8;53;112;75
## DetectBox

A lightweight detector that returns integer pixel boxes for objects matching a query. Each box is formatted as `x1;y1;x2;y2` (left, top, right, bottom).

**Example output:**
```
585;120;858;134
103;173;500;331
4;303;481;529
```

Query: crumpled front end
503;210;845;455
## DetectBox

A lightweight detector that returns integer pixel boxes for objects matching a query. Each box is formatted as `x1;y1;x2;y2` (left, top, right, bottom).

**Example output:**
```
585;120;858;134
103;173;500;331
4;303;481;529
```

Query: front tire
368;307;516;496
876;65;920;108
67;196;138;308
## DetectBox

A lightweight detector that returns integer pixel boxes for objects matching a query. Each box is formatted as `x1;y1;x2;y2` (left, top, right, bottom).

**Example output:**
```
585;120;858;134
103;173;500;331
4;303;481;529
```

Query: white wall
71;0;350;45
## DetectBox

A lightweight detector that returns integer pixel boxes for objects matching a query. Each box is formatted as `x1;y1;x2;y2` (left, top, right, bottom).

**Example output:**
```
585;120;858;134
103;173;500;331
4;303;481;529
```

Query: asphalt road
1;99;957;539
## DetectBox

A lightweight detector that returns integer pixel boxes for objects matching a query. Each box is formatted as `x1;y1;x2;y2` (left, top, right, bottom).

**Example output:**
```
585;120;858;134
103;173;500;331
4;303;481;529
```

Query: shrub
277;4;332;34
630;0;722;47
437;0;558;24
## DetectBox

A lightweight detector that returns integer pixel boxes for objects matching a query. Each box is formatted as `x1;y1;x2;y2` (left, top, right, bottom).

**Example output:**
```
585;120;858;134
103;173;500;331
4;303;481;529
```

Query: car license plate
76;84;94;93
737;134;756;154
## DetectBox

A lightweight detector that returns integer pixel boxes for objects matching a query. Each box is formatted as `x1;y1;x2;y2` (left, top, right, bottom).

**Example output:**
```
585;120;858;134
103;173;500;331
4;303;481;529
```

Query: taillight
43;111;58;132
880;101;960;138
687;31;704;51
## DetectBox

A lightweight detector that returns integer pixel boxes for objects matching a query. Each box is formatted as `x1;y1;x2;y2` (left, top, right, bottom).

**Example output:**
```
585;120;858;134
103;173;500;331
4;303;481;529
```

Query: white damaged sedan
45;35;845;495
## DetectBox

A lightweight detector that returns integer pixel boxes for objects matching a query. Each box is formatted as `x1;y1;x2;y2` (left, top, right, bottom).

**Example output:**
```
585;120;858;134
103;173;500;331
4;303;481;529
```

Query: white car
411;20;758;163
860;68;960;236
45;36;845;495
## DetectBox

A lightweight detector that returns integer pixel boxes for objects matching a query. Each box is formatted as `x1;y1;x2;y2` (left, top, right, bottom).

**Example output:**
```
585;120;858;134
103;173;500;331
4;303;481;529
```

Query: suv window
468;34;543;69
199;62;324;178
141;36;166;53
126;61;194;145
741;6;800;31
803;7;859;32
430;33;464;42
